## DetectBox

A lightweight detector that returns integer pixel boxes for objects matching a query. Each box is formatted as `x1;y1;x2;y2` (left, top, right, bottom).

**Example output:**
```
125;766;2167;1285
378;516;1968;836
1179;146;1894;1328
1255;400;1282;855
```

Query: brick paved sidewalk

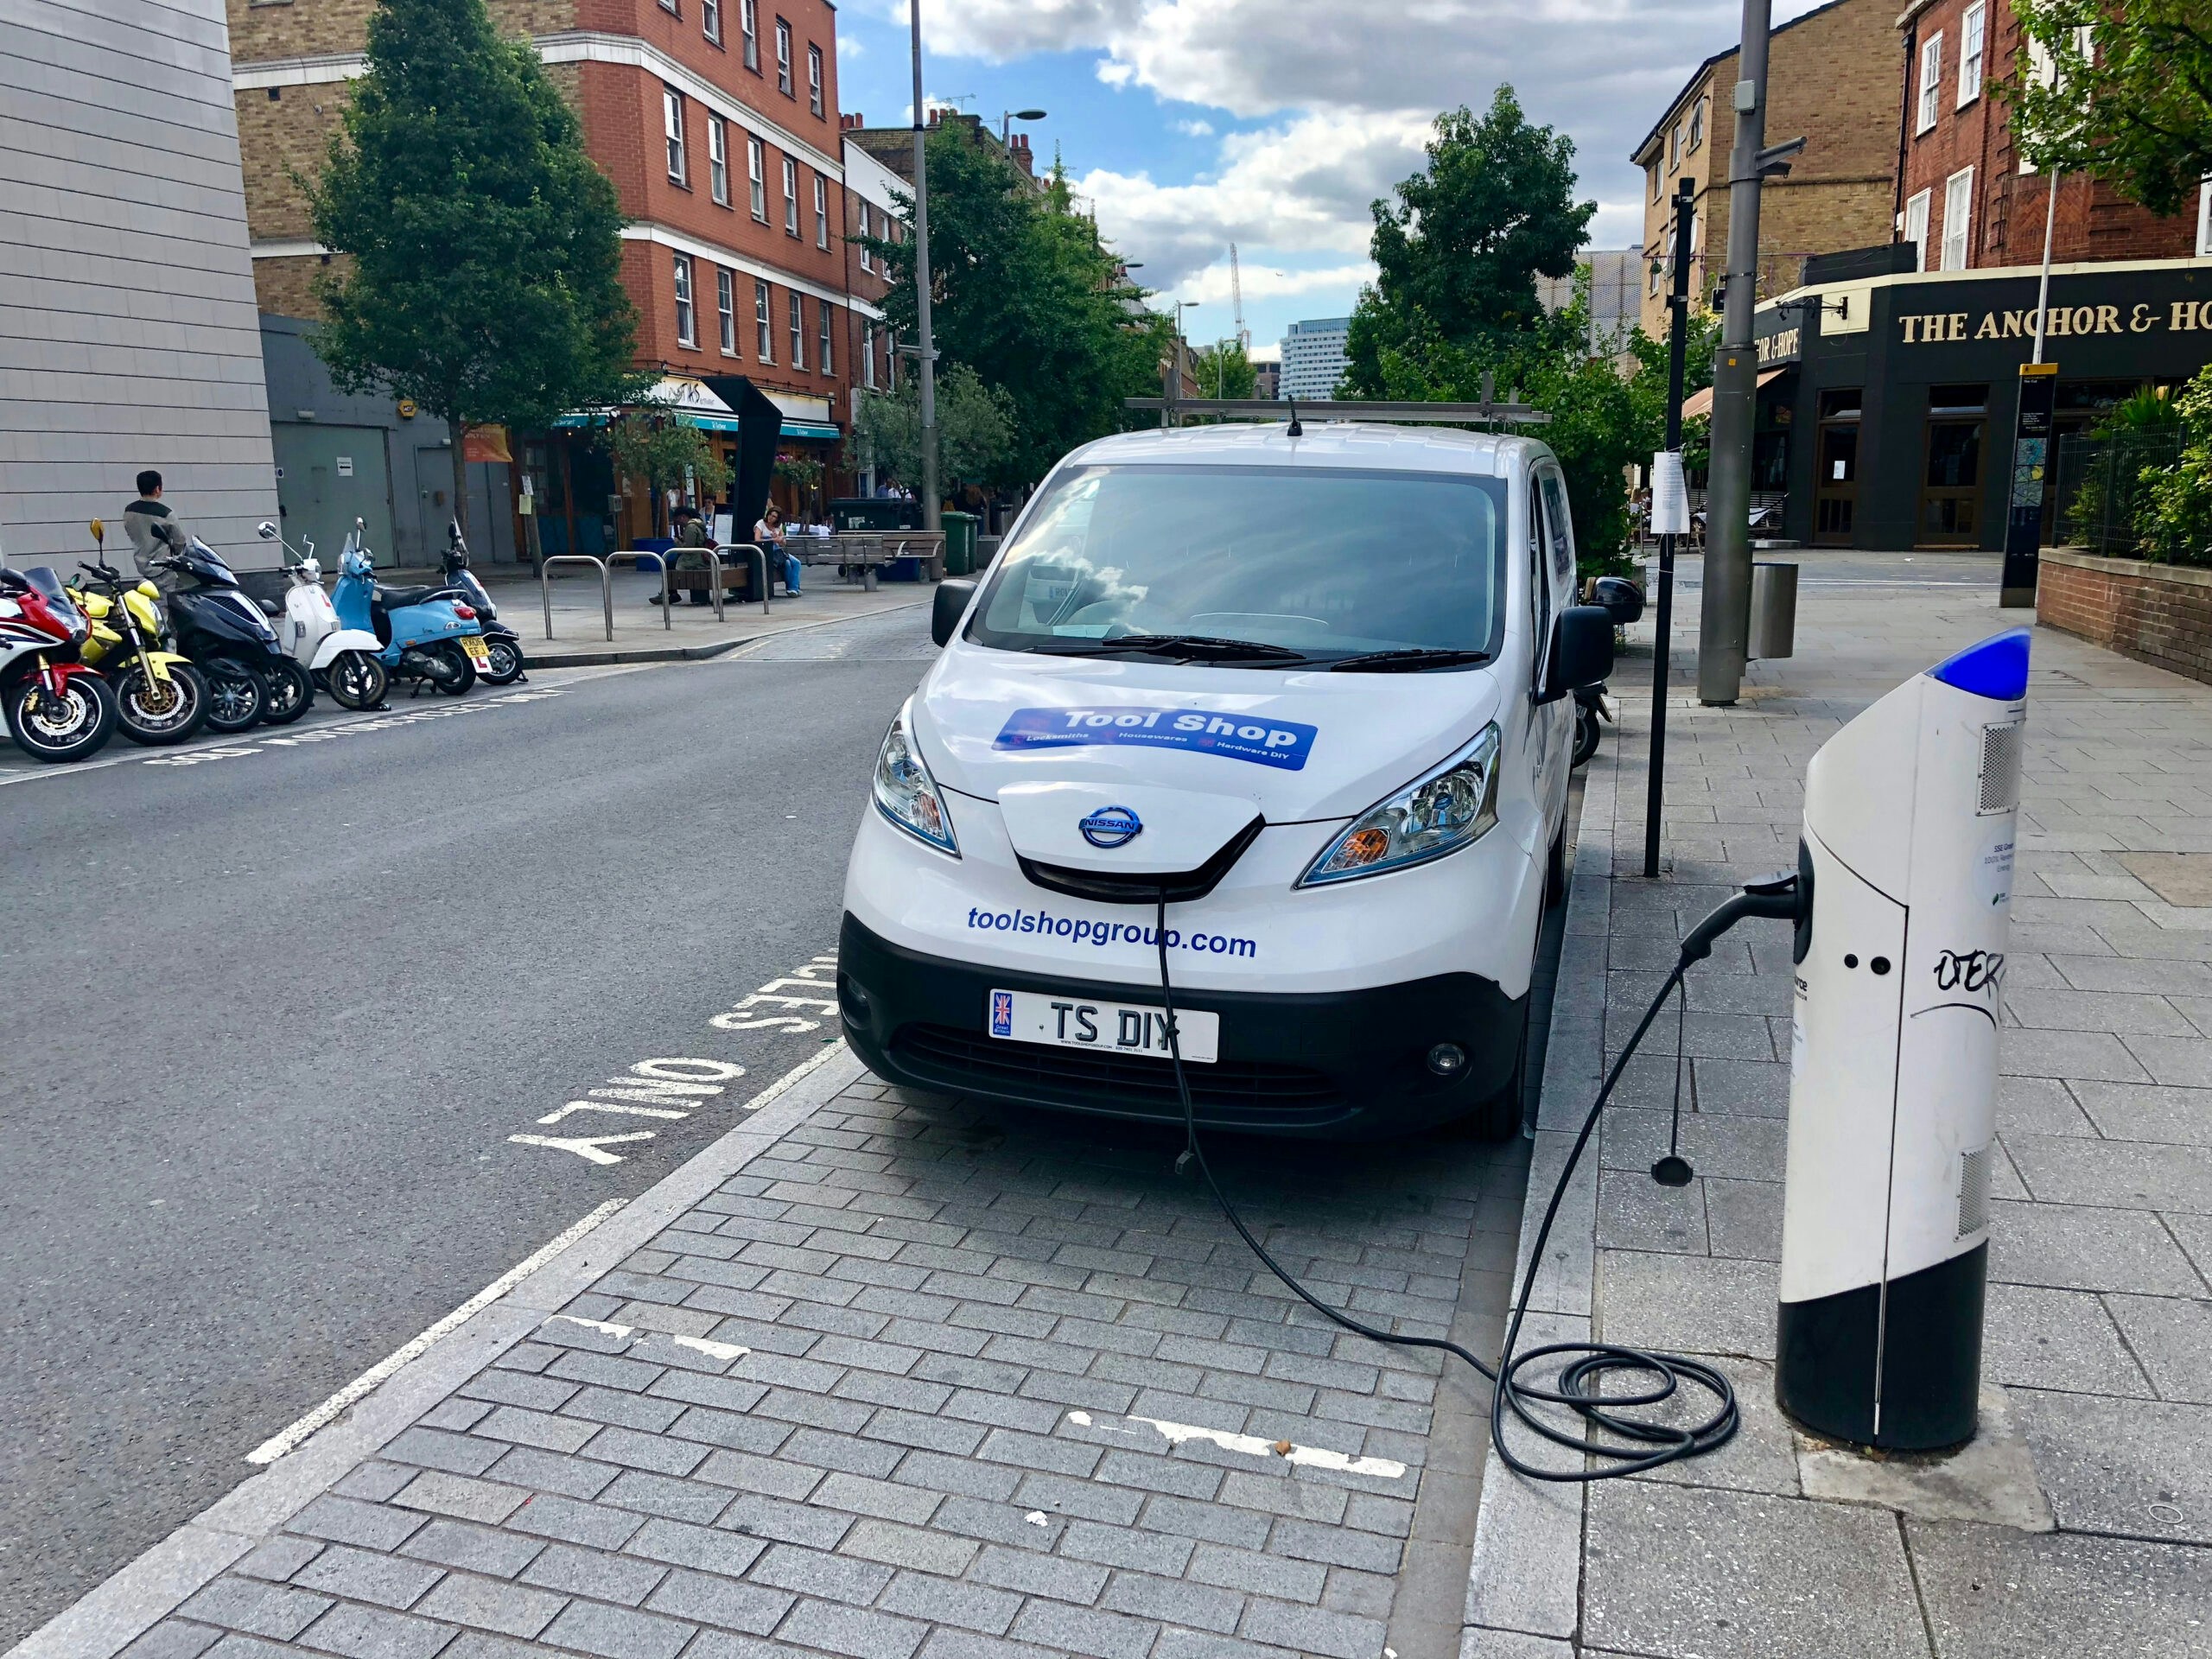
1465;556;2212;1658
60;1063;1527;1659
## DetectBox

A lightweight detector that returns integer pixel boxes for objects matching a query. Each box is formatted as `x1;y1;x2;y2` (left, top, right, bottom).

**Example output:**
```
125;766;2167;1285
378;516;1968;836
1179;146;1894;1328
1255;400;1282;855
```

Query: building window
775;17;792;95
1958;3;1985;107
664;86;687;184
1669;120;1681;168
814;175;830;249
708;117;729;205
702;0;720;42
789;290;805;368
658;0;677;14
819;302;833;375
1903;188;1931;271
2199;181;2212;257
861;321;877;388
859;201;874;270
717;268;736;354
755;280;773;361
1648;163;1660;203
748;137;766;220
808;44;823;116
1688;99;1705;152
673;253;696;347
783;157;799;234
741;0;758;69
1941;166;1974;270
1916;34;1942;134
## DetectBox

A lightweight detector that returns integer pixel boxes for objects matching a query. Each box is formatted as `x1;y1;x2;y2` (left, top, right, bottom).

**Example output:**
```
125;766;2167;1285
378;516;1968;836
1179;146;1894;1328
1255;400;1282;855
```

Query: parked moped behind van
329;521;486;696
253;521;389;709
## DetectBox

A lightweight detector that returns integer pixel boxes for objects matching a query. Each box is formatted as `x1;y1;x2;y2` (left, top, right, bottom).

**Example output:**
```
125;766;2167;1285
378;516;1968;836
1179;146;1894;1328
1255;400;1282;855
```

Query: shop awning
553;376;842;439
1678;368;1786;422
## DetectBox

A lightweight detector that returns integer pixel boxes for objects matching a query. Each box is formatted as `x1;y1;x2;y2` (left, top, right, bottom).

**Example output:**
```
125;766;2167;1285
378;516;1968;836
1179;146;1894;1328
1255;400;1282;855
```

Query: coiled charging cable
1151;876;1796;1482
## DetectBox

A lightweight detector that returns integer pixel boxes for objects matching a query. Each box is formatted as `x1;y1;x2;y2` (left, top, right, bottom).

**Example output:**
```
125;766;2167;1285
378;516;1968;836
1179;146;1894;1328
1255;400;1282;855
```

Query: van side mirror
1541;605;1615;702
931;578;977;648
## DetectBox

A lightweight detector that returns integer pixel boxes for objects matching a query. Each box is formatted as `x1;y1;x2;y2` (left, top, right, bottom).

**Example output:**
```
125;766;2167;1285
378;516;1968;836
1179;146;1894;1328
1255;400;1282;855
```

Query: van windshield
968;464;1507;667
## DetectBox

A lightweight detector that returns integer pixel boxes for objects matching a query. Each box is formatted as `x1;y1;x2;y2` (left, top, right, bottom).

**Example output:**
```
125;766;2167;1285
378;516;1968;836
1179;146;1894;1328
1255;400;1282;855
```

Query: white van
837;422;1614;1139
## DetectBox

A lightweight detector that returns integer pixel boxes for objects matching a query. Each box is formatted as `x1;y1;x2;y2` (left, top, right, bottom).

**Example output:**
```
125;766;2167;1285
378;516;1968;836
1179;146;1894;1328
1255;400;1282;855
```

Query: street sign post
2001;362;2058;607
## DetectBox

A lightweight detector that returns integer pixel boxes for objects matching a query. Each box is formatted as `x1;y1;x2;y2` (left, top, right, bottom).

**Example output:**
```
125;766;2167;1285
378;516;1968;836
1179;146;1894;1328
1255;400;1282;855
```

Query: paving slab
1985;1198;2210;1294
1582;1484;1929;1659
2012;1387;2212;1544
1796;1385;2051;1531
1905;1518;2212;1659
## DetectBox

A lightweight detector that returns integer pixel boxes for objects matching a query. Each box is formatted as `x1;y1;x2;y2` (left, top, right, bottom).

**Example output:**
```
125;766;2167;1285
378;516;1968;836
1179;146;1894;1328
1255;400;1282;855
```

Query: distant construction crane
1229;245;1250;353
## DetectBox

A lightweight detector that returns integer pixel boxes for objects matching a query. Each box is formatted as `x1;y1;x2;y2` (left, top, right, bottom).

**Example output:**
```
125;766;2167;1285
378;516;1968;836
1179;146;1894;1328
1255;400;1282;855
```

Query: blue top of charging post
1929;628;2030;701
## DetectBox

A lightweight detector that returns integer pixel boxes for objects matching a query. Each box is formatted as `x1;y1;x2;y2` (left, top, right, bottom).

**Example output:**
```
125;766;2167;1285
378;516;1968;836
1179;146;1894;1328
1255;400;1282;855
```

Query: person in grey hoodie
123;470;189;593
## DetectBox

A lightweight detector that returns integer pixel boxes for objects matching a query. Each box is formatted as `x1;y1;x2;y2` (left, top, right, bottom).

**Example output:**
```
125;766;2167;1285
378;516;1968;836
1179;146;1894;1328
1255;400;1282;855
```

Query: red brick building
232;0;890;556
1894;0;2204;270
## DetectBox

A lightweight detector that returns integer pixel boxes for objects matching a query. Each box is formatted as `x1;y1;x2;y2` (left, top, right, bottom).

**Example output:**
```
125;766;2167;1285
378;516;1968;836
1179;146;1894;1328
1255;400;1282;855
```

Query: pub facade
1753;250;2212;551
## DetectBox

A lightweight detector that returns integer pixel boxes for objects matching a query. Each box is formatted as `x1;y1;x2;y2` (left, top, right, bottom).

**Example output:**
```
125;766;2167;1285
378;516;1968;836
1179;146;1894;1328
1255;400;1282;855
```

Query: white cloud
1174;118;1215;137
1077;109;1431;293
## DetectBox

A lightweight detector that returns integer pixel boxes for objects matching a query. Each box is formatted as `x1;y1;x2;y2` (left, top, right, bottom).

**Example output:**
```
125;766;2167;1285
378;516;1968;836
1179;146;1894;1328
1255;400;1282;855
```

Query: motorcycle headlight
1299;723;1502;887
874;702;958;855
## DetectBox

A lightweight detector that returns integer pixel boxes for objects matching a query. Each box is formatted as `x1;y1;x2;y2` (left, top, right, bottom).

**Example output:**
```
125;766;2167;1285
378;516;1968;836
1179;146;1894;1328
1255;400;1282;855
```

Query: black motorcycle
150;532;312;730
435;526;524;685
1572;576;1643;769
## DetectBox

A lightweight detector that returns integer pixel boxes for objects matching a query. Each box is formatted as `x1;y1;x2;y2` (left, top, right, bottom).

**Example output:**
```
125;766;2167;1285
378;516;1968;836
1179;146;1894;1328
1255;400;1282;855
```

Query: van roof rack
1123;397;1549;427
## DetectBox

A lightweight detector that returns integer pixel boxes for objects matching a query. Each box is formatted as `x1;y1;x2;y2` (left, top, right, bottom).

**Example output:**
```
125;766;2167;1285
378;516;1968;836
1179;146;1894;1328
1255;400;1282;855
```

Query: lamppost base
1999;588;2036;609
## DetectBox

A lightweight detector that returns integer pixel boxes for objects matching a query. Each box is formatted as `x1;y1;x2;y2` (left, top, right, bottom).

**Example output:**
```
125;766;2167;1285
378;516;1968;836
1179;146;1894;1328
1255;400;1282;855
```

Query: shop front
1761;254;2212;552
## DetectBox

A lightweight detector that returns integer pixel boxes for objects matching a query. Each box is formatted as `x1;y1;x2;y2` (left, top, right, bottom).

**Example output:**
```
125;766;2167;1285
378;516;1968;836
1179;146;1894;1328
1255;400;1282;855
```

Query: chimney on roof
841;112;861;130
1009;131;1033;175
929;109;943;126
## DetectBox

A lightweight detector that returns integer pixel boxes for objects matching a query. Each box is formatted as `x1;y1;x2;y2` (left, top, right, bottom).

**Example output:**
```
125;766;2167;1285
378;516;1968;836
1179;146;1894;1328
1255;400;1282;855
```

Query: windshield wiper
1044;633;1312;664
1326;647;1493;673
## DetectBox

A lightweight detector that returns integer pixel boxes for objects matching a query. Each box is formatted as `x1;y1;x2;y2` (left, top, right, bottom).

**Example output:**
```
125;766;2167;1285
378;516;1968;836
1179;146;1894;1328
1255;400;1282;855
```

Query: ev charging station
1776;628;2030;1450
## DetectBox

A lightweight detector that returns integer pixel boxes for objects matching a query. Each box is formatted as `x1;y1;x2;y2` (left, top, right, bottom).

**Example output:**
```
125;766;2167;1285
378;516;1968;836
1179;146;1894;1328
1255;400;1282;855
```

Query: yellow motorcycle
71;522;207;746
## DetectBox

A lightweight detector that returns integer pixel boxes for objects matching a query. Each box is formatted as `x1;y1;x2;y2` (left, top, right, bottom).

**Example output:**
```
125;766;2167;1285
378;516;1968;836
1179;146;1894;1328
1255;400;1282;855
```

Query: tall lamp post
1001;107;1046;145
907;0;940;531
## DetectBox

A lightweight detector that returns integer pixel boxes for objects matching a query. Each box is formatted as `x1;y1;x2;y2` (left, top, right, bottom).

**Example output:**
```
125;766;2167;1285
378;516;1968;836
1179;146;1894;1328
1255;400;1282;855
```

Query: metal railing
607;551;675;629
718;543;771;616
539;554;612;641
2053;429;2188;560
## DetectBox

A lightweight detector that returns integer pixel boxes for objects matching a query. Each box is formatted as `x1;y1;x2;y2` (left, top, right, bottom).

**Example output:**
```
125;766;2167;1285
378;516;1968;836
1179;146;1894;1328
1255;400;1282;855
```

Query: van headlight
1299;723;1501;887
874;702;958;855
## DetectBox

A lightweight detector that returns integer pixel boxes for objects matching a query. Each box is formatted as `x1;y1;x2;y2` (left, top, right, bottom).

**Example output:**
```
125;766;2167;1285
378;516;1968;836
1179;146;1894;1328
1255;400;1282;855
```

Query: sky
836;0;1834;355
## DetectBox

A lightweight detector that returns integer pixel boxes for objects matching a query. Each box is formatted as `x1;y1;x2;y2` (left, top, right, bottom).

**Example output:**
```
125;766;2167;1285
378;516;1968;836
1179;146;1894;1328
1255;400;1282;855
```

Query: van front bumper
836;913;1523;1138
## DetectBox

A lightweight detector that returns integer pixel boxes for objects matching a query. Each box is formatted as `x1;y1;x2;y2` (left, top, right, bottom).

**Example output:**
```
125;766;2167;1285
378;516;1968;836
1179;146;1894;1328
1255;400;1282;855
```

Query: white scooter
254;520;388;709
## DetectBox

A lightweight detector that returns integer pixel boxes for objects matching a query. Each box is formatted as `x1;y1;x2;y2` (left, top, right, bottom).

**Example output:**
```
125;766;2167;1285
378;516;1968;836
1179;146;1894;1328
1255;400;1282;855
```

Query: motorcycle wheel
202;663;266;733
261;658;313;726
481;637;524;685
6;672;118;763
115;660;209;747
327;651;388;711
1572;705;1602;768
432;642;477;696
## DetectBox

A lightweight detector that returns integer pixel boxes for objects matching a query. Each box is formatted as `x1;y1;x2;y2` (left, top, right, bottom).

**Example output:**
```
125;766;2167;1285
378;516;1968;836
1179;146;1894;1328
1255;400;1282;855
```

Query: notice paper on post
1651;450;1689;536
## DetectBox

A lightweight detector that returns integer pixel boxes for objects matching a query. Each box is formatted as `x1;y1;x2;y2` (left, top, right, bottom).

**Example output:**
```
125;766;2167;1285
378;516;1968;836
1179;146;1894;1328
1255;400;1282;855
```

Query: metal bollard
1750;562;1798;661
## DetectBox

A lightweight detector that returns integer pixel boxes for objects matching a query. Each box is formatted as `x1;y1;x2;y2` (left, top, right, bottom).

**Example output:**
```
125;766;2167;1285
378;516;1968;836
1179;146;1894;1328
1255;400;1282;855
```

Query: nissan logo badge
1080;805;1143;849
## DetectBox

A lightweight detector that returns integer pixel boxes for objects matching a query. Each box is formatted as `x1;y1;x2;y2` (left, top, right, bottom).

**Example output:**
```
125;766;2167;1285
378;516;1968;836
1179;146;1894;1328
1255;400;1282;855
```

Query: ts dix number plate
988;988;1219;1065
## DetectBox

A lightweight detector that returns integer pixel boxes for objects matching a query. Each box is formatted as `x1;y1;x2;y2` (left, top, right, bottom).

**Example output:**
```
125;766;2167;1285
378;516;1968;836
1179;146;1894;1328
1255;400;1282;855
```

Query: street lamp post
908;0;940;532
1001;108;1047;145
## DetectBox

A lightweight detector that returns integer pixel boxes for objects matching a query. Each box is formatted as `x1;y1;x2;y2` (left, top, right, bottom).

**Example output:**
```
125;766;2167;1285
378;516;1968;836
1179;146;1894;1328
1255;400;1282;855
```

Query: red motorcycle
1;564;118;762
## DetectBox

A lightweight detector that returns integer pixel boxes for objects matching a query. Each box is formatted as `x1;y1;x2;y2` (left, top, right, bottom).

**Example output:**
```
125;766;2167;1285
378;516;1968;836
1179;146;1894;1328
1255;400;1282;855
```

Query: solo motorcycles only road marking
509;955;842;1166
142;687;568;766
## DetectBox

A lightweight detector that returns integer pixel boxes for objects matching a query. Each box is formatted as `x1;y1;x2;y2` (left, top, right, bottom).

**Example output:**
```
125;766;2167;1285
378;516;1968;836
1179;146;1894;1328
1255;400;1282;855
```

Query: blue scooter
330;520;488;696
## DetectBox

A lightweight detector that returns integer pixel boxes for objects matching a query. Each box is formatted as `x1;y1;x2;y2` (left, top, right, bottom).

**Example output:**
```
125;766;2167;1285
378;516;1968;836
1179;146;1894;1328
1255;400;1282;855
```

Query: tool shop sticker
993;705;1318;771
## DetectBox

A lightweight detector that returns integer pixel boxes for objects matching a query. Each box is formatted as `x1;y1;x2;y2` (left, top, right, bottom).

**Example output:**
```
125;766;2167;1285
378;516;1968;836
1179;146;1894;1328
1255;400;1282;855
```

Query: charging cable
1152;871;1800;1483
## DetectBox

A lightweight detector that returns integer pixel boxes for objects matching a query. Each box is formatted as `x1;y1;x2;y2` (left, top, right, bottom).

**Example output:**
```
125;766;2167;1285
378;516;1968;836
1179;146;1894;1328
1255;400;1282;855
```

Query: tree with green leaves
308;0;638;534
853;363;1015;492
864;126;1169;487
1343;89;1594;397
2005;2;2212;217
598;409;732;507
1191;340;1257;401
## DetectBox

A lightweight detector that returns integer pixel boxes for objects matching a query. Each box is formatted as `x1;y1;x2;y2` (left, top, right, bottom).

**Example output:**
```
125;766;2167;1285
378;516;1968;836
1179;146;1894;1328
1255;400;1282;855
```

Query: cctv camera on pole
1776;629;2029;1450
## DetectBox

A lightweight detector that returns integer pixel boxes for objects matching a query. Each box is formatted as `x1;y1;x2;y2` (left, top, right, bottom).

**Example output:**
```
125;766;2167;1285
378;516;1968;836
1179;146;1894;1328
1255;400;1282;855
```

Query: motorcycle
70;529;208;746
251;521;389;709
149;530;312;731
1570;577;1639;769
1573;682;1614;768
0;564;118;762
435;524;524;685
329;521;488;696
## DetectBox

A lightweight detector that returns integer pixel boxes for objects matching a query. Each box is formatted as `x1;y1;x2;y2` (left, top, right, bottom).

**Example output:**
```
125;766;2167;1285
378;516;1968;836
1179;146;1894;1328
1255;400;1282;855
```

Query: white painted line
244;1198;628;1465
542;1313;748;1364
547;1314;632;1340
1064;1409;1409;1481
671;1333;750;1362
507;1130;658;1165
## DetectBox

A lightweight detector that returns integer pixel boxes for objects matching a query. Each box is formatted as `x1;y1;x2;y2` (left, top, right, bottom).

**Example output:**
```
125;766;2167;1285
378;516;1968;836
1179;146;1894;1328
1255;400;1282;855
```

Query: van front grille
890;1023;1352;1128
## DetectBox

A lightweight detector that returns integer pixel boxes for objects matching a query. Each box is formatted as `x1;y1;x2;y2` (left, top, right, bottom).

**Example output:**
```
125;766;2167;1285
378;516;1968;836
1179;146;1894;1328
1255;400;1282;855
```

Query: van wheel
1544;827;1568;910
1466;998;1531;1142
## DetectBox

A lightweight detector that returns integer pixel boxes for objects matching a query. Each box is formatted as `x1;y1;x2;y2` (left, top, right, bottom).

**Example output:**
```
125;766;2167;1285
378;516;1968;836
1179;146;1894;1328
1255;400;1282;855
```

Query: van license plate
988;988;1218;1065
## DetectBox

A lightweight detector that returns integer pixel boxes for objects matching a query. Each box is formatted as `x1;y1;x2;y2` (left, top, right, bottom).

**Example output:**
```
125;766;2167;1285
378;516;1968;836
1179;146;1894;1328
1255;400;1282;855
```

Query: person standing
664;504;714;606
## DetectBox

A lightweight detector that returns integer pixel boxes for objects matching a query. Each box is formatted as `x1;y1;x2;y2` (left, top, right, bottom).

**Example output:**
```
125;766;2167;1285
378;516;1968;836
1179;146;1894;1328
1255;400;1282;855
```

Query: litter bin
1750;562;1798;660
941;512;978;577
